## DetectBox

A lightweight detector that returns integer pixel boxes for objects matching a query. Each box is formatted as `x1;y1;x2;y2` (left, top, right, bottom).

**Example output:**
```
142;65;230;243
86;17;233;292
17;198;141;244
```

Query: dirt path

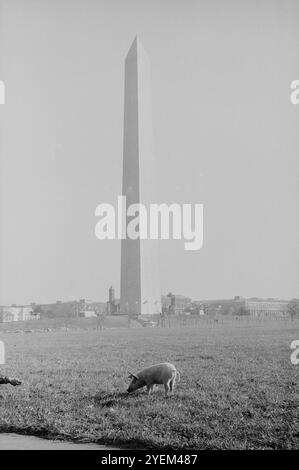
0;433;119;450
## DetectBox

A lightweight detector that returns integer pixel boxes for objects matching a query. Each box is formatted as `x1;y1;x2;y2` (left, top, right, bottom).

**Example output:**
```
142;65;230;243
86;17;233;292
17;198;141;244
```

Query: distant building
107;286;120;315
201;297;245;316
80;300;107;317
80;310;97;318
161;295;172;313
34;300;81;318
86;301;107;315
29;299;108;319
162;293;191;315
0;306;40;323
200;296;288;318
244;298;288;317
186;301;207;315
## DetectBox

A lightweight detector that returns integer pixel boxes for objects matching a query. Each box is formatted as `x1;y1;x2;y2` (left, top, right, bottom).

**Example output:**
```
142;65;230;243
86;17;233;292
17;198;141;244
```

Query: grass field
0;318;298;449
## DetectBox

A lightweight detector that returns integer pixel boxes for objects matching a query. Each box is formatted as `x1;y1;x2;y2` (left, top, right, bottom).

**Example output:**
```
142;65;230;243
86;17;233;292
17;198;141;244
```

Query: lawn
0;319;298;449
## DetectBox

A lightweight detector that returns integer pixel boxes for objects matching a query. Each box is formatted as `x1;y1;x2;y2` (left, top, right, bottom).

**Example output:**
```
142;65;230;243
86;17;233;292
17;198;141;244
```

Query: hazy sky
0;0;298;305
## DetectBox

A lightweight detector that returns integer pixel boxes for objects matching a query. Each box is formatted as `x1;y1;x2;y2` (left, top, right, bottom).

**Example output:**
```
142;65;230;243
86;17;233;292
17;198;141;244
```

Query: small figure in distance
96;308;106;331
160;310;166;328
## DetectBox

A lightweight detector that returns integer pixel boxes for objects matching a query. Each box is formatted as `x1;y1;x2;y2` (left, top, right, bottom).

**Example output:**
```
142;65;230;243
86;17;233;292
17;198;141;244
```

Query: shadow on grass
91;389;176;407
91;391;135;407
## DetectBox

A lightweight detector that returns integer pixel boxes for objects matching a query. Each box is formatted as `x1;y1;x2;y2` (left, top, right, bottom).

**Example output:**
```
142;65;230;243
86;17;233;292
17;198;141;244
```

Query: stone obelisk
120;36;161;316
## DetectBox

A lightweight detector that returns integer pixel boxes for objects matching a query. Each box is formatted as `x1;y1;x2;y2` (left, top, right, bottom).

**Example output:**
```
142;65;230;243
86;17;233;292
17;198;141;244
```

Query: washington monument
120;37;161;316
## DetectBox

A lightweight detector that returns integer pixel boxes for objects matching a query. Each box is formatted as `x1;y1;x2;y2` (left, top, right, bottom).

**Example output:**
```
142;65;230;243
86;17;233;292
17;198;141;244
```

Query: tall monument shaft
120;37;161;316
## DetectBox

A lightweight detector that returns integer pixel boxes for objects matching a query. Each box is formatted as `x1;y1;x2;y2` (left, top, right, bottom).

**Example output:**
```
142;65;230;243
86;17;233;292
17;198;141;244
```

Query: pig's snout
127;383;134;393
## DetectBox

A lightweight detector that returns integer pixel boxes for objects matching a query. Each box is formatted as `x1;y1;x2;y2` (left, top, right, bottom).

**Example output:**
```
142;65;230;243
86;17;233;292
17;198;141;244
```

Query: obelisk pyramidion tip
126;35;148;60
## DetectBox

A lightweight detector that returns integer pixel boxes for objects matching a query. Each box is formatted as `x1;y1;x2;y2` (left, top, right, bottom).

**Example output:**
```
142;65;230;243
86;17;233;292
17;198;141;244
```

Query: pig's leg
147;384;153;395
164;380;170;397
170;377;175;394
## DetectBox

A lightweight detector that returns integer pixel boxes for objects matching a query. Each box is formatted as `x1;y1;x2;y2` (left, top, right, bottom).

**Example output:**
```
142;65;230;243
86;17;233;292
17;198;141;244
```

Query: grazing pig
127;362;180;396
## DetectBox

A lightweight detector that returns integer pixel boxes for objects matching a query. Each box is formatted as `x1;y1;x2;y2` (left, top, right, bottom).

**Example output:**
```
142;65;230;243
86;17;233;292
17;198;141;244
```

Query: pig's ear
128;372;137;379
